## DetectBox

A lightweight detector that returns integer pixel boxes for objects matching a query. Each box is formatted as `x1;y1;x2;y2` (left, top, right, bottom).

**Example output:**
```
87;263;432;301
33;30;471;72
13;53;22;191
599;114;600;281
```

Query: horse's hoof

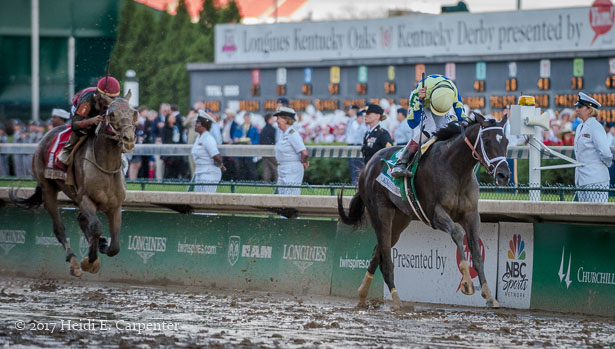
81;258;91;272
355;300;368;309
89;258;100;274
487;299;500;308
461;281;475;296
69;257;82;277
81;257;99;273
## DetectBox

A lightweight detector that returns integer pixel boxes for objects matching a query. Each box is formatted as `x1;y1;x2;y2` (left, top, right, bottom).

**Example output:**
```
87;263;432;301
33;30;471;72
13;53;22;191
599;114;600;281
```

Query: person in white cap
573;92;613;202
391;74;468;177
191;110;226;193
274;107;309;195
50;108;70;128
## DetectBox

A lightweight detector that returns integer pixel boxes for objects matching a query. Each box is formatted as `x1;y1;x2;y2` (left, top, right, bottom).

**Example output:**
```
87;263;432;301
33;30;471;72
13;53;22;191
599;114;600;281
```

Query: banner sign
497;223;534;309
215;6;615;64
385;222;498;307
531;223;615;317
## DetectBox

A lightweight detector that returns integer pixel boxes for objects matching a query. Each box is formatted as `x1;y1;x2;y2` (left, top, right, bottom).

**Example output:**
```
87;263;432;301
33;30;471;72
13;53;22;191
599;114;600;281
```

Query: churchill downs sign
216;5;615;64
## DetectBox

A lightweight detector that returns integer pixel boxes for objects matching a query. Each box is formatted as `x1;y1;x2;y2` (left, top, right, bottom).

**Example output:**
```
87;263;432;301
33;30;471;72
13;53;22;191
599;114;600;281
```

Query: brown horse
338;113;510;310
10;91;137;277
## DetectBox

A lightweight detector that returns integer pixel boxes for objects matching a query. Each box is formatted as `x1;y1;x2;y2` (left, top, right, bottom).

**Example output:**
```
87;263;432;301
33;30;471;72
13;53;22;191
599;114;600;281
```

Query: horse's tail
9;186;44;209
337;187;364;228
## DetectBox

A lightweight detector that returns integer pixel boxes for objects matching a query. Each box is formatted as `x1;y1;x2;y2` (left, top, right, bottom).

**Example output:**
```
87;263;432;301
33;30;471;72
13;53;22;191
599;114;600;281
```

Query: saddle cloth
44;126;72;180
376;137;437;201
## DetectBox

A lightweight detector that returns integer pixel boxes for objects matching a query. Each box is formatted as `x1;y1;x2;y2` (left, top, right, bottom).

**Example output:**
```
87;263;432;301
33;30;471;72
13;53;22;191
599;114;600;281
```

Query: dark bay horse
10;91;137;277
338;113;510;309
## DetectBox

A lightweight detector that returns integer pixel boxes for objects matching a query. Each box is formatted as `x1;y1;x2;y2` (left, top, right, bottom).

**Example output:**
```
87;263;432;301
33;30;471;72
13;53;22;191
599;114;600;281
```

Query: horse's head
470;112;510;186
99;91;138;153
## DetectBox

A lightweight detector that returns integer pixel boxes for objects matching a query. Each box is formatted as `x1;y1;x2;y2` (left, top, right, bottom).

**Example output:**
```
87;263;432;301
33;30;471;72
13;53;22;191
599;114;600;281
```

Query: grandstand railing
3;143;614;159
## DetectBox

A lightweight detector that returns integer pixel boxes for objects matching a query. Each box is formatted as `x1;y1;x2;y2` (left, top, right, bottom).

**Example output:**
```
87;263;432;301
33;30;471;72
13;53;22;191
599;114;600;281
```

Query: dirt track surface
0;277;614;348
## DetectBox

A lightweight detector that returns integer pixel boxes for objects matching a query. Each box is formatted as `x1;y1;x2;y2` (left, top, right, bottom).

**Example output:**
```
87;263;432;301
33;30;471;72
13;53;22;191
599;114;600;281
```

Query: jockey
56;76;121;168
391;74;468;178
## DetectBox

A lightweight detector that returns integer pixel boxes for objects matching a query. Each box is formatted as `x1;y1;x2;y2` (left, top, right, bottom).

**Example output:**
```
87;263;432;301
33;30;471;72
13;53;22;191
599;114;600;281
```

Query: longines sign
215;5;615;64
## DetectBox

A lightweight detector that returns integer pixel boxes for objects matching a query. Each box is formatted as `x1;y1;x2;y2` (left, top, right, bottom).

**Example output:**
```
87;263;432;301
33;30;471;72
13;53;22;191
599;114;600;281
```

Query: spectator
13;120;28;177
233;112;259;180
394;107;413;146
573;92;613;202
192;111;225;193
141;109;161;179
346;107;367;184
208;108;223;145
50;108;70;128
127;107;147;179
277;97;290;108
260;113;278;182
274;107;309;195
183;108;199;176
222;108;239;144
0;124;8;176
161;112;187;179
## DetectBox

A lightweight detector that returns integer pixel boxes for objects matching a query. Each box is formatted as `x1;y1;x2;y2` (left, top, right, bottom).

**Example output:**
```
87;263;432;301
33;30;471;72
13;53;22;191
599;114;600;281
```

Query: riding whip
417;72;426;157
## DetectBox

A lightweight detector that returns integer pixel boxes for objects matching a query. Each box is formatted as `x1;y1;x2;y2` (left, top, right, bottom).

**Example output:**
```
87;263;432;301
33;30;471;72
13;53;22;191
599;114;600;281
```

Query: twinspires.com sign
215;6;615;64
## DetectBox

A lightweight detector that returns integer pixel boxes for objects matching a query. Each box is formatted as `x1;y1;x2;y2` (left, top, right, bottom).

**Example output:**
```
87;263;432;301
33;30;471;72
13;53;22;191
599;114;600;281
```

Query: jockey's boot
390;140;419;178
55;133;80;169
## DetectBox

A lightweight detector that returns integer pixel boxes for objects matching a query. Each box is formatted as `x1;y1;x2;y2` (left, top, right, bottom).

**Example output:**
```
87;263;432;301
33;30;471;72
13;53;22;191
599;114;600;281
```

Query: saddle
44;127;86;185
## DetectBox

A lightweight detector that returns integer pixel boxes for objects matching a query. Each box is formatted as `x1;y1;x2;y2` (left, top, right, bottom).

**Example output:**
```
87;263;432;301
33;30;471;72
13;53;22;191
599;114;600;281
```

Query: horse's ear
473;112;487;125
133;110;139;125
99;93;113;105
499;114;508;126
124;89;132;101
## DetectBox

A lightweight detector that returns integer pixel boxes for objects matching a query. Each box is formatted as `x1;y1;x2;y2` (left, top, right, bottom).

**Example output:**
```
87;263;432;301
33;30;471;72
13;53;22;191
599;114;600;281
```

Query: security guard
573;92;613;202
361;103;392;164
391;74;467;177
56;76;121;168
192;110;226;193
274;107;309;195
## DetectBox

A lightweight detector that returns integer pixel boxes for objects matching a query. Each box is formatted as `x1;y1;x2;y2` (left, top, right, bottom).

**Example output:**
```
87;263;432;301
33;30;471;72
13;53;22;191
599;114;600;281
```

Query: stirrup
391;165;413;178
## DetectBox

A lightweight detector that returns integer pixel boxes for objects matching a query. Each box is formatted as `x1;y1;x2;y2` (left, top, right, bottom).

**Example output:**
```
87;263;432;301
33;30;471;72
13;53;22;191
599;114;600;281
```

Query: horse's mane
434;115;497;141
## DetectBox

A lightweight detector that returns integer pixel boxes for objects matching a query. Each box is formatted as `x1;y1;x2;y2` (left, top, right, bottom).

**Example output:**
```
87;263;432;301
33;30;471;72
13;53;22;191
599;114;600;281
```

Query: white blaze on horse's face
496;134;503;144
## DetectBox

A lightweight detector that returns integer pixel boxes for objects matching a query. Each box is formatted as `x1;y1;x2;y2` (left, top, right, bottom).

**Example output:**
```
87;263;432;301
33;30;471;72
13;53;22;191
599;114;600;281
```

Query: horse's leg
42;187;81;277
368;203;401;310
432;204;475;296
357;244;381;308
102;207;121;257
78;195;101;274
463;212;499;308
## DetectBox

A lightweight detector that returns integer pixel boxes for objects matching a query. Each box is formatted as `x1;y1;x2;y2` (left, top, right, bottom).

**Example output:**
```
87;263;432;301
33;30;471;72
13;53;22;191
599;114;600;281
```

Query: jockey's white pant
194;165;222;193
412;109;453;145
277;161;304;195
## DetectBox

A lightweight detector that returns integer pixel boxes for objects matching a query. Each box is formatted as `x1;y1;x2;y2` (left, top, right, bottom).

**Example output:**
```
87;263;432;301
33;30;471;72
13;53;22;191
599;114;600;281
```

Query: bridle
97;99;136;151
86;99;136;174
462;123;507;176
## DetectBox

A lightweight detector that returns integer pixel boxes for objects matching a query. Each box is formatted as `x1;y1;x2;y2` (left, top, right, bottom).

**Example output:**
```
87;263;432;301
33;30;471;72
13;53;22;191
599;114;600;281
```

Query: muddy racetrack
0;277;614;348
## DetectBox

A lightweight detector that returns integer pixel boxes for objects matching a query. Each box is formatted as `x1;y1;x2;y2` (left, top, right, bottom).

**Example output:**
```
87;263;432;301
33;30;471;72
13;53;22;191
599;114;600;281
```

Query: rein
461;124;507;176
86;100;134;174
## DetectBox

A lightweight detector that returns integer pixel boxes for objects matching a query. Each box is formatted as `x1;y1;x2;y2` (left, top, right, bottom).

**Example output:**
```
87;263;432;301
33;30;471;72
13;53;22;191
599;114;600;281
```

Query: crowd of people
1;82;615;201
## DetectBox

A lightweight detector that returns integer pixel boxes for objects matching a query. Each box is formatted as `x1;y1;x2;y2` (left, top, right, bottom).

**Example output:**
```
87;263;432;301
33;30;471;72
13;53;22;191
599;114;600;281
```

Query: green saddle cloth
377;149;408;201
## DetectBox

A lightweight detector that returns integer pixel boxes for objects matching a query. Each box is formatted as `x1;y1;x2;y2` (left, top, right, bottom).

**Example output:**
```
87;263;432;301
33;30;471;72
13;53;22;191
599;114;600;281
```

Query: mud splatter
0;277;614;348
